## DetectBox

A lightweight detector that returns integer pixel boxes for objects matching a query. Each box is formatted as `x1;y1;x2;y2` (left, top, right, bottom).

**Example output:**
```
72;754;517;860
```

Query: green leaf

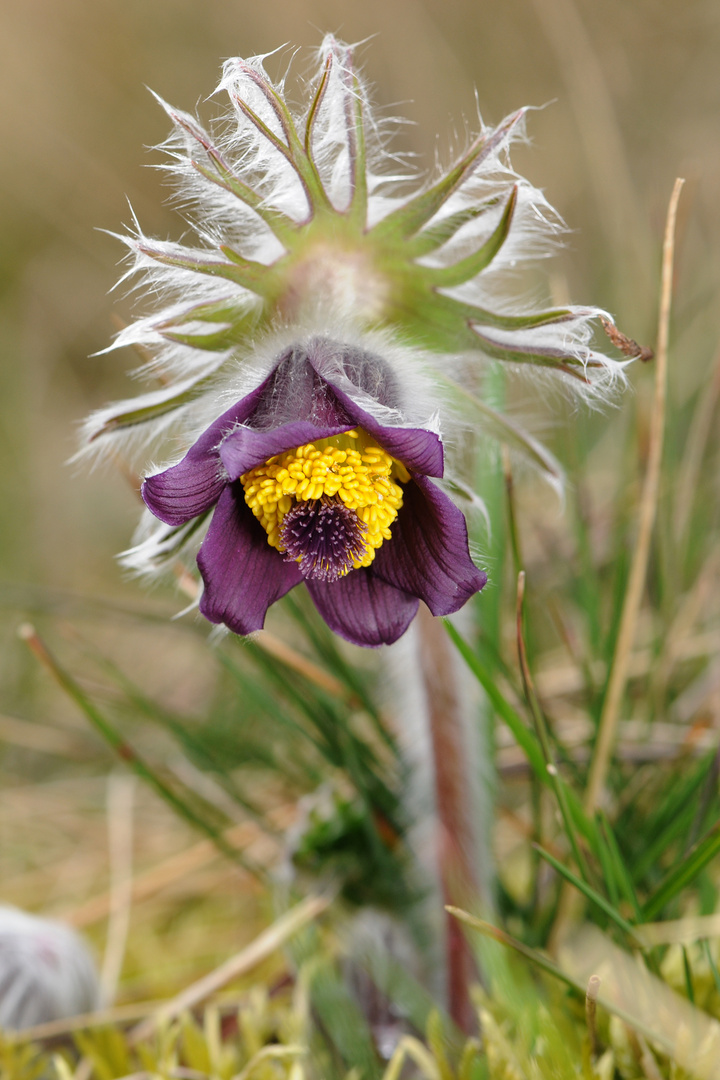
535;845;643;946
421;186;517;288
137;240;271;295
157;296;251;325
86;371;224;441
191;158;298;243
469;326;595;381
371;109;525;241
161;326;251;350
596;813;643;921
407;199;501;258
306;958;382;1078
162;100;298;242
458;302;579;332
345;68;369;227
642;820;720;920
231;61;332;213
304;51;332;157
447;909;673;1053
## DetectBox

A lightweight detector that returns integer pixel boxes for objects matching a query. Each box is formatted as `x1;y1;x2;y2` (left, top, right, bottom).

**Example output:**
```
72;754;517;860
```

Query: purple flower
80;40;628;641
142;339;486;647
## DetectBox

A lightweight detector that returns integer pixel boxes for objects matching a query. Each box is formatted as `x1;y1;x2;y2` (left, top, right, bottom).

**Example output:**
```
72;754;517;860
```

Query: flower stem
417;605;478;1033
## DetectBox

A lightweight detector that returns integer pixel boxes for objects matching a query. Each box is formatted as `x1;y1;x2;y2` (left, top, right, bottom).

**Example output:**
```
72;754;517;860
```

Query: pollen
240;430;407;575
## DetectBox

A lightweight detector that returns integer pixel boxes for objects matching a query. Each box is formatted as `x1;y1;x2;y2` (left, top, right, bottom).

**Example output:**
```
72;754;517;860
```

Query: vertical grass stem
584;178;685;814
516;573;591;884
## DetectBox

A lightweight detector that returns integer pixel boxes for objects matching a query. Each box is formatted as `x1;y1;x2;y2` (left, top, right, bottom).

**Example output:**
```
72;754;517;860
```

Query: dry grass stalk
172;562;351;702
0;712;94;758
585;974;601;1057
63;807;294;930
128;891;332;1043
255;631;350;701
536;629;720;700
99;774;136;1005
584;177;685;815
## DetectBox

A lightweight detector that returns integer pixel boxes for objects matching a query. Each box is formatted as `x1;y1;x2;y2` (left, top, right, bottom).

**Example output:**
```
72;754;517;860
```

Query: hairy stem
417;606;478;1033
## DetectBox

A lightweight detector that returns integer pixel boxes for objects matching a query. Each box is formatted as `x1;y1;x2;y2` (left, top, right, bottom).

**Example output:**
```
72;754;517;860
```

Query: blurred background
0;0;718;1004
2;0;718;598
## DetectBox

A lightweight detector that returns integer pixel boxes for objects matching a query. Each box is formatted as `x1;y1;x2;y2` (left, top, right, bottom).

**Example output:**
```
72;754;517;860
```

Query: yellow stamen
240;429;406;572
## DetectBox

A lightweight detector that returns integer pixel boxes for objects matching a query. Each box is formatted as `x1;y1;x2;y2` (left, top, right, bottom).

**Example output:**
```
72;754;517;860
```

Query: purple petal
198;484;303;634
307;571;419;648
142;380;274;526
219;420;352;480
373;477;487;615
143;345;446;533
320;381;445;477
306;349;446;477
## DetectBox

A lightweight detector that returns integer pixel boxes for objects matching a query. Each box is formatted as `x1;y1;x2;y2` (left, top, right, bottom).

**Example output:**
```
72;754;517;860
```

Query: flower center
240;430;407;578
279;497;368;581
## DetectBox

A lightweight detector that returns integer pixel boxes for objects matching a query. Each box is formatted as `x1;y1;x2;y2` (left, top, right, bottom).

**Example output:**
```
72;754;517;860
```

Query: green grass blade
682;945;695;1003
597;813;643;921
20;626;261;874
629;751;716;882
515;573;592;883
535;845;643;946
642;821;720;920
444;620;596;853
306;958;382;1078
283;593;397;752
444;620;545;776
594;818;620;909
89;654;266;820
216;648;330;769
447;908;675;1053
703;939;720;996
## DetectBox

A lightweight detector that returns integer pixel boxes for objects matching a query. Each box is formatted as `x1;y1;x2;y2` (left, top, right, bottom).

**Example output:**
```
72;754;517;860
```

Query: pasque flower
142;337;486;647
83;37;627;644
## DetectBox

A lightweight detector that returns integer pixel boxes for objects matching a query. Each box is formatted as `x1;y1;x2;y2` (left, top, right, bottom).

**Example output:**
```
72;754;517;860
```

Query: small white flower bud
0;906;100;1030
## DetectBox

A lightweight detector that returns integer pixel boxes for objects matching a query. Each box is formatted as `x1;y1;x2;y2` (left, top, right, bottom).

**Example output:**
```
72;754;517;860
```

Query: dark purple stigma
280;497;368;582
